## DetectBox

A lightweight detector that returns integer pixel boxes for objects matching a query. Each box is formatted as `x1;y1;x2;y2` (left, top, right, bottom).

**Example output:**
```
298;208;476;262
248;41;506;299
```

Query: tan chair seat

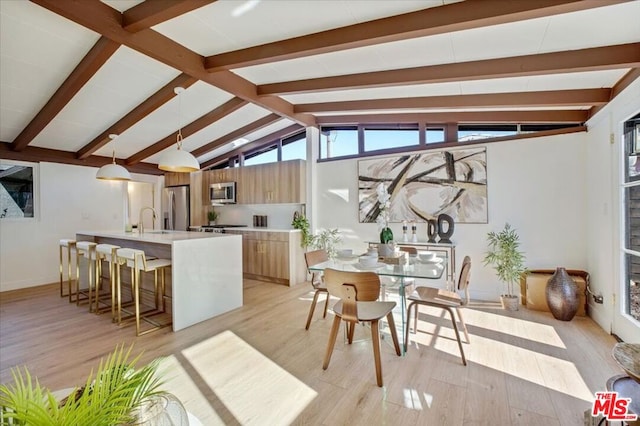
332;300;396;322
409;287;463;308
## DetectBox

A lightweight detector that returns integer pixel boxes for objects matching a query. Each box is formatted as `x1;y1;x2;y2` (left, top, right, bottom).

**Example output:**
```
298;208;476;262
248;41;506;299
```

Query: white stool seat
59;239;75;247
96;244;120;261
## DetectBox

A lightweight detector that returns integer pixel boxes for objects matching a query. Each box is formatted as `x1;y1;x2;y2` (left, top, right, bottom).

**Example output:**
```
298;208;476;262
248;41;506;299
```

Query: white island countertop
77;230;231;244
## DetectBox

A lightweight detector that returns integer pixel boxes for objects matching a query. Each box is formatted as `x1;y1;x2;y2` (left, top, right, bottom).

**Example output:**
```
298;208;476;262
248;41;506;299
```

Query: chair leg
414;303;418;332
323;315;342;370
386;312;401;356
456;307;470;343
305;290;320;330
404;302;416;352
445;307;467;366
322;290;330;318
371;320;383;387
347;321;356;344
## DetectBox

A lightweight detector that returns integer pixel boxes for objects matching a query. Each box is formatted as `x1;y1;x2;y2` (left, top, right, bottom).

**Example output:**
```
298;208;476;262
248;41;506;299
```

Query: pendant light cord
176;88;183;150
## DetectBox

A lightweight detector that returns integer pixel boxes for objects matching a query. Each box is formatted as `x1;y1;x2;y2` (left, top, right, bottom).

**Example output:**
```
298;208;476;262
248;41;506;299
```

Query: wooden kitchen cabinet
237;160;305;204
164;172;190;187
202;160;305;205
226;230;306;286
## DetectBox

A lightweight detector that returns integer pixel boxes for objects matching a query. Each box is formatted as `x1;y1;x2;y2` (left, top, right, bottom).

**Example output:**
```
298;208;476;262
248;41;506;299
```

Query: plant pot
545;267;579;321
501;294;519;311
209;221;216;226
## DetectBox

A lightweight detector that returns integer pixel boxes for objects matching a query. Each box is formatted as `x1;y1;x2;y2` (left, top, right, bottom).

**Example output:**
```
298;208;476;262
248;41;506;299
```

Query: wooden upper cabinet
164;172;190;187
201;159;305;205
238;159;305;204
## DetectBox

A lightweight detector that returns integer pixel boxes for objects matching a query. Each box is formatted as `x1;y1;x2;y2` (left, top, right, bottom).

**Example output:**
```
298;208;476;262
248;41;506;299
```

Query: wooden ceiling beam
192;114;282;158
10;36;120;152
30;0;316;127
259;43;640;95
0;143;162;175
201;124;303;169
316;110;589;124
587;68;640;120
77;73;198;160
126;97;247;165
295;88;611;113
204;0;628;71
123;0;216;33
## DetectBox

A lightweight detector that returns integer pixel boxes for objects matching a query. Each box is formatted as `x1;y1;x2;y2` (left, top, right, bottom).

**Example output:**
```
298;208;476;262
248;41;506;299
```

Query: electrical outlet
610;133;615;144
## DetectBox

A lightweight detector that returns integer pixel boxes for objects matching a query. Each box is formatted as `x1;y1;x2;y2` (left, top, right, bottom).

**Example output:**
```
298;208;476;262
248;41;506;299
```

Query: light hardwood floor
0;280;623;425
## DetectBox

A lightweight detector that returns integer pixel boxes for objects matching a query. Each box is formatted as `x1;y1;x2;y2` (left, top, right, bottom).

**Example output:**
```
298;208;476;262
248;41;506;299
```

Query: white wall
585;77;640;341
315;133;588;301
0;162;161;292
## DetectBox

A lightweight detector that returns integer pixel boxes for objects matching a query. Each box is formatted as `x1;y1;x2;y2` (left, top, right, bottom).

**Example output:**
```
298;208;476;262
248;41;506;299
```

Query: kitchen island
76;230;242;331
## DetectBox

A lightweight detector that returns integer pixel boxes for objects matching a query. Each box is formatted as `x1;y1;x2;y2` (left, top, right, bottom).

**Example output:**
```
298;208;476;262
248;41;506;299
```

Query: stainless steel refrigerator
163;185;190;231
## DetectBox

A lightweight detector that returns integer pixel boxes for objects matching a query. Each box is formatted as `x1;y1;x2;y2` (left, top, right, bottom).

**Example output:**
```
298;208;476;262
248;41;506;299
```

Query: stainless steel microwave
210;182;236;204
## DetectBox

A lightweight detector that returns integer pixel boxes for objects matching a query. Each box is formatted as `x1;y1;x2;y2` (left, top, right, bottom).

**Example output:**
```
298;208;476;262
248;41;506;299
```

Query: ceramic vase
380;227;394;244
545;267;579;321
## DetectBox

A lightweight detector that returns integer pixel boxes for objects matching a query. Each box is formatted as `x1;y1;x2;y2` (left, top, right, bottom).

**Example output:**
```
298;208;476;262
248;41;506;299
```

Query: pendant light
96;134;131;181
158;87;200;173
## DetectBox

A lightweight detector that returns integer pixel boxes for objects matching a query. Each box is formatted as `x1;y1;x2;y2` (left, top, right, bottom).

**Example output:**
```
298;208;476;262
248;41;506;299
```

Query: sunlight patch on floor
157;355;226;425
422;330;592;402
428;306;566;349
182;330;317;426
403;388;432;410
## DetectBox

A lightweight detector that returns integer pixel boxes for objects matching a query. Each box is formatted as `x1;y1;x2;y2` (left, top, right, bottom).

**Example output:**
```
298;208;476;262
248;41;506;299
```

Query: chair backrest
304;249;329;269
116;248;148;271
457;256;472;303
323;268;381;322
323;268;380;302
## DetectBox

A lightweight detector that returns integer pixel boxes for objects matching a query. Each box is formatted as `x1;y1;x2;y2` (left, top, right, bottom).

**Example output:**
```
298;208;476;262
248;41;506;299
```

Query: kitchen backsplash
213;204;304;229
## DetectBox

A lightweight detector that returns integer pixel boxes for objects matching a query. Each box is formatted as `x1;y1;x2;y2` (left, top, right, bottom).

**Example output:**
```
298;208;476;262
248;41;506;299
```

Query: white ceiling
1;0;639;171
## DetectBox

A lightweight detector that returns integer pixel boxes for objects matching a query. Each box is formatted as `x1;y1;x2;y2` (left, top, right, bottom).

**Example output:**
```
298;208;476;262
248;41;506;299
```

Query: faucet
138;207;157;234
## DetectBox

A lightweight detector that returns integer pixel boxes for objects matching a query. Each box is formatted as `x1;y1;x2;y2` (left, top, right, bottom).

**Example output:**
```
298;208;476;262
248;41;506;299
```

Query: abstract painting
358;147;488;223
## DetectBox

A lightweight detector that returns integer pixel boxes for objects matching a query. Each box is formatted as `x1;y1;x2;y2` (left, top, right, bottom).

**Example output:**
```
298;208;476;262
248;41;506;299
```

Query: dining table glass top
308;254;447;280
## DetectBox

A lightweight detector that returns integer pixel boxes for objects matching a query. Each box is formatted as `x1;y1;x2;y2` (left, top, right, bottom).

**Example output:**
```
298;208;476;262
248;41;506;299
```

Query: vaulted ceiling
1;0;639;175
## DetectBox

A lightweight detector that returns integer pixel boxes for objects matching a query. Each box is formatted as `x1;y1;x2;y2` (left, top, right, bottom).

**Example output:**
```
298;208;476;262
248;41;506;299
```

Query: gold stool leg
134;264;141;336
59;244;64;298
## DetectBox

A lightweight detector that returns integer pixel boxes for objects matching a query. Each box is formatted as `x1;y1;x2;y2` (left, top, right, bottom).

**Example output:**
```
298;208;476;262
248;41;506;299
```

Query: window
281;132;306;161
623;113;640;321
0;161;36;219
426;127;445;144
244;145;278;166
363;125;419;152
458;124;517;141
320;126;358;159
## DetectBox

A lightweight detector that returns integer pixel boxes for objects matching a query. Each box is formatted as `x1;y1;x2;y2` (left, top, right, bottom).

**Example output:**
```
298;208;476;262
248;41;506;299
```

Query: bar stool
95;244;120;318
75;241;98;310
115;248;172;336
58;239;76;302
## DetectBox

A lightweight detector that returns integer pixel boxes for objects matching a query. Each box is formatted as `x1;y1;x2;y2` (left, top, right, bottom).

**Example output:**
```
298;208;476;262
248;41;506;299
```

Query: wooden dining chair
322;268;401;387
304;249;330;330
404;256;471;365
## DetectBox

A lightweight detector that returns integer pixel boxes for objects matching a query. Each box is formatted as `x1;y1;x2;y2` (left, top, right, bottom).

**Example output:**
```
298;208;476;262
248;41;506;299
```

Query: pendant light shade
158;136;200;172
158;87;200;173
96;135;131;181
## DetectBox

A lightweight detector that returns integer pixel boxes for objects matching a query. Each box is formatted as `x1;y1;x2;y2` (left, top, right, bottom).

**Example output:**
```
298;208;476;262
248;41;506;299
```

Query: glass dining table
308;253;447;354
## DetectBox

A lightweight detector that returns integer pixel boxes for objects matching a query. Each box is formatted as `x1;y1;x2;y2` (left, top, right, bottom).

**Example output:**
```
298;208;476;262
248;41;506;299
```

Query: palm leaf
1;344;164;425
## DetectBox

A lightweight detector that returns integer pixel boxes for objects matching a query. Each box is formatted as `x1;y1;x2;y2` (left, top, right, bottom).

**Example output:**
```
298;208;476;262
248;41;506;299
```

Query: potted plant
483;223;527;311
291;211;314;248
207;208;218;226
312;228;342;259
0;344;180;425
